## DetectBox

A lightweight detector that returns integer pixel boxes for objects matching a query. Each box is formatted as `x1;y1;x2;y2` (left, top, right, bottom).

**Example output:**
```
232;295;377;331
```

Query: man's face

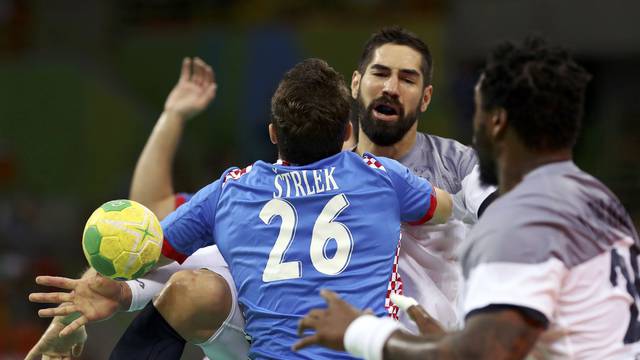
353;44;429;146
472;78;499;186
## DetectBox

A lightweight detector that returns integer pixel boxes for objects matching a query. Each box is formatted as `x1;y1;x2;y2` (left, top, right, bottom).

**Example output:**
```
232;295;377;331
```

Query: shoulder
421;133;478;178
463;168;635;275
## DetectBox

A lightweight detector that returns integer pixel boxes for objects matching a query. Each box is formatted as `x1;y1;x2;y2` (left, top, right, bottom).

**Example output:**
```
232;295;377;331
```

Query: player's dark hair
358;26;433;86
271;58;350;165
480;36;592;150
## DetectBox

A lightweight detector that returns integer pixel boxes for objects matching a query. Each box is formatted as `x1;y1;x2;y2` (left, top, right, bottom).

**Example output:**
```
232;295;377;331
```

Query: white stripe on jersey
464;238;638;359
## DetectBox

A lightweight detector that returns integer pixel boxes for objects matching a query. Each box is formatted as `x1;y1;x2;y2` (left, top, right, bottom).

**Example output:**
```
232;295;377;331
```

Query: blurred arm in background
26;57;218;359
130;56;217;219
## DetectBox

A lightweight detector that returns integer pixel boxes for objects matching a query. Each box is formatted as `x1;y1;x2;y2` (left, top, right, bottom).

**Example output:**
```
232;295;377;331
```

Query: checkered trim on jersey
223;164;253;185
384;234;403;320
362;155;386;171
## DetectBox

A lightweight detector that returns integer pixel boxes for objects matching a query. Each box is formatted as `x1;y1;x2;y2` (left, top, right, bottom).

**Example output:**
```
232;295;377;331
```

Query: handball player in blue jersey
156;58;452;359
30;58;452;359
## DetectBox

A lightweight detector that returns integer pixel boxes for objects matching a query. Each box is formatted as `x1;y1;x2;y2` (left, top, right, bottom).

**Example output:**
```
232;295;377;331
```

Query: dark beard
355;94;419;147
473;124;499;186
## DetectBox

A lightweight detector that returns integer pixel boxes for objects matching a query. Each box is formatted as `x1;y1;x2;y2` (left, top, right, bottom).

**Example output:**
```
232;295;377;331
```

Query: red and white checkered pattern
363;155;386;171
223;164;253;185
384;234;403;320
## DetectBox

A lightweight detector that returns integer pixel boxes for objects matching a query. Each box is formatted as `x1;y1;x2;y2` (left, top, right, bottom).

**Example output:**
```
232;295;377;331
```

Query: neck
498;144;572;194
355;123;418;160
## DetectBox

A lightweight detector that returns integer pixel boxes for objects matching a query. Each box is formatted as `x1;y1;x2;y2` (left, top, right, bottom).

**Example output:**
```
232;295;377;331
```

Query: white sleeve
463;258;566;321
125;261;182;312
454;165;496;222
125;245;230;311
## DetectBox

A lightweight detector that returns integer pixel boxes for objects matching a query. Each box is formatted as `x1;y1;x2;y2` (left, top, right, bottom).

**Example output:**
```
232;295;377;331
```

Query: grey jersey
461;161;640;359
396;132;496;330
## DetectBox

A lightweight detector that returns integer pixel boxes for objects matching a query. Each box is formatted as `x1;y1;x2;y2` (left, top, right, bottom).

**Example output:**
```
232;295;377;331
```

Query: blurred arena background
1;0;639;358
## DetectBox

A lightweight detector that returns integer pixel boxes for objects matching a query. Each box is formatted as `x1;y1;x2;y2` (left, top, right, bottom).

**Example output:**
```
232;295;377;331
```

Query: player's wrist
344;315;402;360
160;109;190;124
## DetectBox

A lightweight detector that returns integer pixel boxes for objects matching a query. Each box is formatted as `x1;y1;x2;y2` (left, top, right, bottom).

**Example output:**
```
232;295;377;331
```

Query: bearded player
297;37;640;360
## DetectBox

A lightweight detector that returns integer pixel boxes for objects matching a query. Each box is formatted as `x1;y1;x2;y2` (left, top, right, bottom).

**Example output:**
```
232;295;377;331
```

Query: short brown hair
271;58;350;165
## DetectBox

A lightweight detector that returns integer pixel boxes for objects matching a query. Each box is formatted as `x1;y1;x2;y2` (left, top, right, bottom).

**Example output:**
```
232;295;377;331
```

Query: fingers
319;289;340;304
204;63;215;86
29;292;73;304
292;334;320;351
179;57;191;83
407;305;429;334
38;305;77;318
60;315;88;337
36;276;77;290
406;305;445;336
192;57;206;86
205;82;217;102
297;314;320;336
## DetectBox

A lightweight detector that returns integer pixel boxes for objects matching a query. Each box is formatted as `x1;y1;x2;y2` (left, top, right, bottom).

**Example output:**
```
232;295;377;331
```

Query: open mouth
372;103;400;121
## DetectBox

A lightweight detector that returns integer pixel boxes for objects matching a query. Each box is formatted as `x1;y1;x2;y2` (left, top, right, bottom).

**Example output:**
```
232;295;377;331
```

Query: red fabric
161;237;188;264
174;194;187;209
407;189;438;225
384;235;403;320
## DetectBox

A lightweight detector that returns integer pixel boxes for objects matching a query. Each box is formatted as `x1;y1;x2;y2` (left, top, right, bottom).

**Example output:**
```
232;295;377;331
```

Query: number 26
259;194;353;282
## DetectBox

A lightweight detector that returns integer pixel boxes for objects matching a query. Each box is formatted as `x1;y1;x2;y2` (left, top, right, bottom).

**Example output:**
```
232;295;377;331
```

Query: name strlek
273;167;339;198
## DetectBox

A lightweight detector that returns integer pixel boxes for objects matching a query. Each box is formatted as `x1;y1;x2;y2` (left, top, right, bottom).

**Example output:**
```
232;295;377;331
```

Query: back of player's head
271;58;350;165
480;36;592;151
358;26;433;86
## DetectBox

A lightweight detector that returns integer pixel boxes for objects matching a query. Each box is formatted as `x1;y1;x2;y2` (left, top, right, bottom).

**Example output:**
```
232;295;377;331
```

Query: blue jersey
161;151;437;359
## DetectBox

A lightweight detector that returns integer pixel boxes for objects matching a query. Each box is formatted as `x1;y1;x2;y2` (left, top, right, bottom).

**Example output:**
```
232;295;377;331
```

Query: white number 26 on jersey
259;194;353;282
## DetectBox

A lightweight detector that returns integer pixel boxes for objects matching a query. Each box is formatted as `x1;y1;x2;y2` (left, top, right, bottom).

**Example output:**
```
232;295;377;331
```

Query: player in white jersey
349;26;495;329
27;27;496;358
296;36;640;359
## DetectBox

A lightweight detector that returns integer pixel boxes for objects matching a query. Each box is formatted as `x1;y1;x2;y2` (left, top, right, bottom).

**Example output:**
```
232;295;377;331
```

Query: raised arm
130;57;216;219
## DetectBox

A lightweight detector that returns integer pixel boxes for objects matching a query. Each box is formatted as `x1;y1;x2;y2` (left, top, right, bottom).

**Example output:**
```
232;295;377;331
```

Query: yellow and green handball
82;199;163;281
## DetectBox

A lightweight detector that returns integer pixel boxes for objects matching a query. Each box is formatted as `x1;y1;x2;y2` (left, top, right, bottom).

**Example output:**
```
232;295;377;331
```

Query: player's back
214;151;434;359
461;161;640;359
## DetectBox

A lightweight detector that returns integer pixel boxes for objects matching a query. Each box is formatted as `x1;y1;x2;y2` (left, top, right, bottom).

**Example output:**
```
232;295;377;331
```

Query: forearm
345;315;452;360
383;331;458;360
124;260;181;311
125;253;183;308
381;309;542;360
130;111;185;218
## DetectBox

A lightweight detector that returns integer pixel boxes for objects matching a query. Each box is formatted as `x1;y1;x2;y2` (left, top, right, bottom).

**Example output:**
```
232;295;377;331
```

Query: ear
419;85;433;112
491;108;508;140
268;123;278;144
351;71;362;99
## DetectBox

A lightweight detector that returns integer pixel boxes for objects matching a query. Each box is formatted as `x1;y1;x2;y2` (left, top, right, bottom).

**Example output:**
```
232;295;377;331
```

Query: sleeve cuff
407;189;437;225
161;237;188;264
